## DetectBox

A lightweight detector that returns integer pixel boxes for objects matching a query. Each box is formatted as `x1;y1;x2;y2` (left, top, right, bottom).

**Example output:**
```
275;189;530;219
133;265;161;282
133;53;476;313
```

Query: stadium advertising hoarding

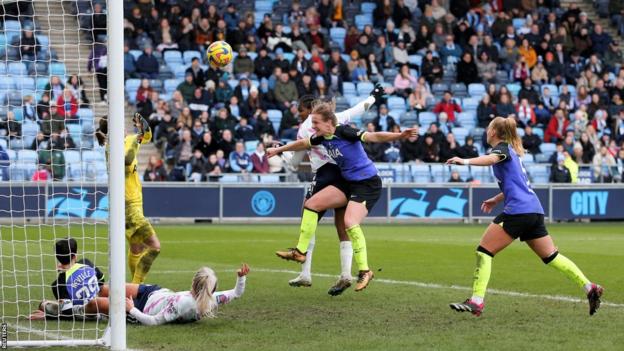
0;184;623;221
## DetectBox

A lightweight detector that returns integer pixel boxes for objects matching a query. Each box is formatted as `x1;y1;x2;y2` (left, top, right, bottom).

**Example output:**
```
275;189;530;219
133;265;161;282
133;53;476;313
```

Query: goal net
0;0;124;347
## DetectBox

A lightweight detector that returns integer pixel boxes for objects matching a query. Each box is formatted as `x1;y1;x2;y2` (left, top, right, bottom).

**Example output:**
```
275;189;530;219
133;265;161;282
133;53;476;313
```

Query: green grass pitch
2;223;623;350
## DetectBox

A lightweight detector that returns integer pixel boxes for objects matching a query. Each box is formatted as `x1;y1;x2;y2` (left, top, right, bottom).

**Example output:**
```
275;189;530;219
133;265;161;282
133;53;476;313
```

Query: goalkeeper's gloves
133;113;150;143
370;83;386;102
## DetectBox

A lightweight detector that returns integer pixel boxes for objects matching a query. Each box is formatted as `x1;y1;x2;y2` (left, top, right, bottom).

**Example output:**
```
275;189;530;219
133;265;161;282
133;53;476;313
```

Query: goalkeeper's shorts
125;204;156;244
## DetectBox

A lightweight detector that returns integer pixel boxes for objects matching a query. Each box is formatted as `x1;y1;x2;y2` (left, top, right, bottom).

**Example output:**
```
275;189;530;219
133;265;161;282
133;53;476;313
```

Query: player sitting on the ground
30;263;249;325
97;113;161;284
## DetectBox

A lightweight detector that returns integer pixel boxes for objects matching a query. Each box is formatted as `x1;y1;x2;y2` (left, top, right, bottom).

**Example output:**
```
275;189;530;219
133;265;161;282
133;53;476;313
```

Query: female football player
284;85;383;296
30;264;249;325
446;117;602;316
268;102;417;292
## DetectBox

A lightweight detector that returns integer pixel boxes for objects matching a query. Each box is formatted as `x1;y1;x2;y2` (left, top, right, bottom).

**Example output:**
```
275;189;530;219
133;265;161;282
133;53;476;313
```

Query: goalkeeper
97;113;161;284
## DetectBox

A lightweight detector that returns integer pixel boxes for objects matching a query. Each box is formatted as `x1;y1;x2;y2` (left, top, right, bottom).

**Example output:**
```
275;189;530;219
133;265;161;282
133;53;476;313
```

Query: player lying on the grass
282;85;384;295
97;113;161;284
446;116;603;316
30;264;249;325
268;102;417;292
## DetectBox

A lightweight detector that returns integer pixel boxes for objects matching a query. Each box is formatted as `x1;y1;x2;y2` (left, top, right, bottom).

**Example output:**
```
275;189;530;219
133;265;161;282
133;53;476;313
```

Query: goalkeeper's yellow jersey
124;130;152;207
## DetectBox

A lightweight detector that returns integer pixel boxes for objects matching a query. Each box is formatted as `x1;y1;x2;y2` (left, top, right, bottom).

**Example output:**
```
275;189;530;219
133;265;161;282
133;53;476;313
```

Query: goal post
0;0;125;348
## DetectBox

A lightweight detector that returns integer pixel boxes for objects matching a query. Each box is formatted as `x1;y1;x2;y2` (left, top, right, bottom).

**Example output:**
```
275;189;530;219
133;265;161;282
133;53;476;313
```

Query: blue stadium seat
255;1;273;13
15;77;35;91
244;140;257;153
82;150;105;164
456;111;476;129
472;166;493;183
461;97;479;110
360;2;377;13
5;149;15;161
129;50;142;61
411;164;431;183
164;50;183;66
418;112;437;128
259;174;281;183
125;78;141;94
49;62;66;76
0;76;14;90
349;96;366;107
0;63;6;75
408;55;422;67
64;150;81;164
67;124;82;140
534;153;550;163
432;83;448;95
541;84;558;96
387;96;406;111
507;83;521;96
183;50;202;64
227;80;239;90
21;122;39;146
36;77;48;90
528;164;549;183
164;79;181;93
9;165;26;181
17;150;38;163
67;162;83;181
450;83;467;97
533;127;544;139
468;83;486;97
355;14;373;30
8;63;27;76
356;82;374;96
561;84;576;96
342;82;356;96
283;52;295;63
512;18;526;30
452;127;470;143
267;109;282;123
78;108;94;122
521;154;534;164
330;27;346;41
516;127;525;137
220;174;241;183
430;164;449;183
400;111;418;127
539;143;557;155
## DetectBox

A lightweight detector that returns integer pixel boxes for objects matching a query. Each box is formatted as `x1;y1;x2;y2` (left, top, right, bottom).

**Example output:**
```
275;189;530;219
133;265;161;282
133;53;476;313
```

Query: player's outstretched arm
267;139;311;158
133;113;152;144
446;154;500;167
363;128;418;143
214;263;249;305
126;298;168;326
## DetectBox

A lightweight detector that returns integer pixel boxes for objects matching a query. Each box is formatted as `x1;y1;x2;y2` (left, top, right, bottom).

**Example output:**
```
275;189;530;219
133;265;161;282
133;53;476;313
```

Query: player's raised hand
446;157;464;165
237;263;250;277
399;128;418;139
266;147;280;158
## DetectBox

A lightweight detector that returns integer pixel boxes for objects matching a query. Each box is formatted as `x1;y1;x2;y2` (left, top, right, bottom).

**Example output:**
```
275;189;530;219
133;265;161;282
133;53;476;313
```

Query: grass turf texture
2;223;623;350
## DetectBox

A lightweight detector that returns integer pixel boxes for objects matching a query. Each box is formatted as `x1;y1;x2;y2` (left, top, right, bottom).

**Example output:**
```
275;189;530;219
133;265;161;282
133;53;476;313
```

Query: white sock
470;296;484;305
339;241;353;280
583;283;593;294
300;235;314;279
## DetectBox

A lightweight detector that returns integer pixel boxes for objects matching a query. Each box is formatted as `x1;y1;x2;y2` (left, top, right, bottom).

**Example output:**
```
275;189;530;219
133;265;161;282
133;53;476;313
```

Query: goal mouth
0;0;125;348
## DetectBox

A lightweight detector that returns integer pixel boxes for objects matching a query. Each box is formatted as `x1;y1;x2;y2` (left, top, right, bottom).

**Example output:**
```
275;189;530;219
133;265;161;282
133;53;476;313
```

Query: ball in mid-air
207;41;233;69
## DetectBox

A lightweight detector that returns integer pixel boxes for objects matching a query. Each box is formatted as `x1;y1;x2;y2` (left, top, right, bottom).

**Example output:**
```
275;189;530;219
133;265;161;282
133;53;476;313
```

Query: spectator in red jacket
545;109;570;143
432;91;462;124
250;142;269;173
57;88;78;121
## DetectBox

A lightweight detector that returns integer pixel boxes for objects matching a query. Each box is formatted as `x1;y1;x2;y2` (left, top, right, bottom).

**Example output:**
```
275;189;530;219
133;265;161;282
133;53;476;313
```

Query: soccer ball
206;41;233;69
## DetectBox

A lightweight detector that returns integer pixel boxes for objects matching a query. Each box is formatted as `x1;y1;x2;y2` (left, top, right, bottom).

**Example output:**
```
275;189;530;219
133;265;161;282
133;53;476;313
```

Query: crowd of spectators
118;0;624;183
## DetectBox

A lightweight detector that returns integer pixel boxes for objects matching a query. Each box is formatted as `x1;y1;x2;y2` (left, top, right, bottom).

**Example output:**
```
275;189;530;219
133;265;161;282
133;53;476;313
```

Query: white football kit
129;276;246;325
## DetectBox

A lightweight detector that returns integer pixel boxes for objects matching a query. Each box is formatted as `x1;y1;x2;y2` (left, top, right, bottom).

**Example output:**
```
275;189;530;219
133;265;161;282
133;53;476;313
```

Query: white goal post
1;0;125;348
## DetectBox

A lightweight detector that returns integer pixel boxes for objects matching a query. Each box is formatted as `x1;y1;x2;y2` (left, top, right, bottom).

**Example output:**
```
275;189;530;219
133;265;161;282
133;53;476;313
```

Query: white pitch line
153;267;624;308
5;321;72;340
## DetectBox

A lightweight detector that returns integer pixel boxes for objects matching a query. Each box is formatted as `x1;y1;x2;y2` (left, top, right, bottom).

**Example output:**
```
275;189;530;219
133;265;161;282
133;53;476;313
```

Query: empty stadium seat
49;62;66;76
183;50;202;64
387;96;406;111
450;83;467;97
360;2;376;13
418;112;437;128
456;112;476;129
164;79;181;93
8;62;27;76
468;83;486;97
408;55;422;67
432;83;448;95
400;111;418;127
259;174;281;183
521;154;534;164
356;82;374;96
164;50;183;66
342;82;356;96
461;97;479;110
354;14;372;30
451;166;471;181
17;150;37;163
528;164;549;183
430;164;449;183
411;164;431;183
539;143;557;155
452;127;470;143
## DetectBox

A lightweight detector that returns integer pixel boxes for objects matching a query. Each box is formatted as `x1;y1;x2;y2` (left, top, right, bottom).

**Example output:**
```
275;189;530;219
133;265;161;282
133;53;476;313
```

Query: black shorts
348;175;382;212
306;163;350;200
134;284;162;312
493;213;548;242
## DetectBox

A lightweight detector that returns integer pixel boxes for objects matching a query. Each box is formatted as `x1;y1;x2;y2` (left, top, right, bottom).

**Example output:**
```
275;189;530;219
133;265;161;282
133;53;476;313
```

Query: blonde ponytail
490;117;525;156
191;267;218;320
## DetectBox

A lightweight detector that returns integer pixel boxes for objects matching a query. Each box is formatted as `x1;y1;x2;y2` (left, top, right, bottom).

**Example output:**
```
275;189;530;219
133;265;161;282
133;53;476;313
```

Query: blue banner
0;184;46;218
222;187;305;217
143;187;219;218
552;188;624;220
47;185;108;219
390;187;468;218
471;187;550;217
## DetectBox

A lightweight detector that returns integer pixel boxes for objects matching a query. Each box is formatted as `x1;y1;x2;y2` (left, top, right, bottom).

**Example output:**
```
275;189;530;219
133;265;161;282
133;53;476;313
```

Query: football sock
132;248;160;284
296;208;318;253
543;251;590;290
300;235;315;279
128;250;142;279
339;240;353;279
472;246;493;301
346;225;368;272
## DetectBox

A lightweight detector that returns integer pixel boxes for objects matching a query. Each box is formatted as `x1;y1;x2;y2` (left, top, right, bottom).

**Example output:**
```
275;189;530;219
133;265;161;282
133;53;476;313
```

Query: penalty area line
154;267;624;308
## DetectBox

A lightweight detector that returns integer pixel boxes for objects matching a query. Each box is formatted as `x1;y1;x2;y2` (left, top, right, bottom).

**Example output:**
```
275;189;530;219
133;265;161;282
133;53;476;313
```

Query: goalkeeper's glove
370;83;386;102
133;113;150;143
